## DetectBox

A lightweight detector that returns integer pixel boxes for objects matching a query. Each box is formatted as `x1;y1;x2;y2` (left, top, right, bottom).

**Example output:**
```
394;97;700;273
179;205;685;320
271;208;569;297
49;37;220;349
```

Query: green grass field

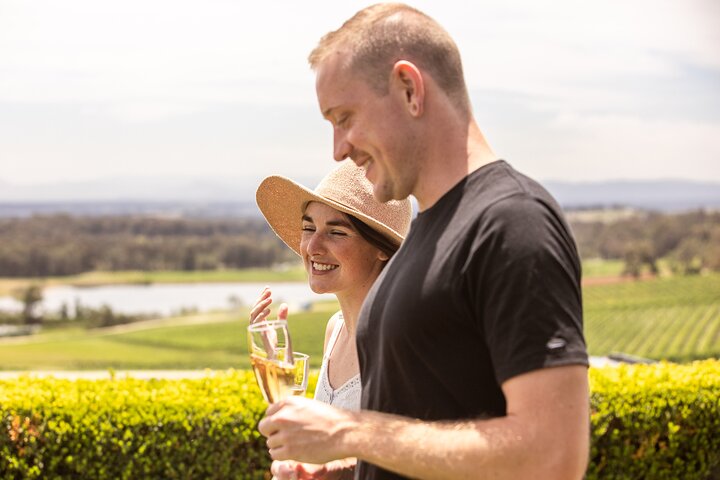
584;273;720;361
0;305;334;371
1;272;718;370
581;259;625;278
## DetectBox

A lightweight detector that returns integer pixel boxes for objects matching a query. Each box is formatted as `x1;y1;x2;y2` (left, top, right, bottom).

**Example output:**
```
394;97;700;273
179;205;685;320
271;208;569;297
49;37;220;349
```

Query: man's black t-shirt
355;161;588;479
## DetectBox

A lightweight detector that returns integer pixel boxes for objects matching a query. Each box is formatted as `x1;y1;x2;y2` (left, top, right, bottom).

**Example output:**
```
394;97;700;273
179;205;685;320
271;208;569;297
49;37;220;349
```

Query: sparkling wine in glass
247;320;309;403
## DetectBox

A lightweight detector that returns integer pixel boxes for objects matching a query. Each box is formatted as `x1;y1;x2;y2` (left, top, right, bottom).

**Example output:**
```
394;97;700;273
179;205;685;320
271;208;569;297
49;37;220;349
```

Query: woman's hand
270;459;301;479
272;459;354;479
250;286;288;324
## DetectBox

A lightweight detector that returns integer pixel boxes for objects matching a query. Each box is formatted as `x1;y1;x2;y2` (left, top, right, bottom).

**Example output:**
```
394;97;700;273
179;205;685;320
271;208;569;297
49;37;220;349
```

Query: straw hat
256;161;412;256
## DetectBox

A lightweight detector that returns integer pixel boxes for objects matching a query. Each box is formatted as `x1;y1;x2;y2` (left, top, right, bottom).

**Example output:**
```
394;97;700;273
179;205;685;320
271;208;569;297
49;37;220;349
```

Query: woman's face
300;202;388;298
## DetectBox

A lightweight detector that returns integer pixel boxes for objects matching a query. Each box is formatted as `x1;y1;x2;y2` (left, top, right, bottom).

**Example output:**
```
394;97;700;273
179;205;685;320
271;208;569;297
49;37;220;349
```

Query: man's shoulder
447;163;575;261
464;161;554;203
411;161;566;249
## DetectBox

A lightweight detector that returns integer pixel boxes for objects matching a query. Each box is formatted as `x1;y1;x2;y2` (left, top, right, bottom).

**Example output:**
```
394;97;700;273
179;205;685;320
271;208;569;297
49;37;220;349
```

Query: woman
252;160;412;479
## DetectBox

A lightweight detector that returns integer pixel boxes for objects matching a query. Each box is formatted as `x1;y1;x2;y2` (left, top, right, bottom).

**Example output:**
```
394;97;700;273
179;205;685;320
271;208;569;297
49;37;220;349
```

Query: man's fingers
266;398;288;415
258;416;275;437
269;445;290;461
258;399;289;436
266;432;285;450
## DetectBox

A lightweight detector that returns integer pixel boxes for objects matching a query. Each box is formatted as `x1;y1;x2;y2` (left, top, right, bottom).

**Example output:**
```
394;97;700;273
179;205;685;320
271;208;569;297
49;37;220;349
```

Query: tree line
0;215;297;277
0;210;718;279
570;209;720;276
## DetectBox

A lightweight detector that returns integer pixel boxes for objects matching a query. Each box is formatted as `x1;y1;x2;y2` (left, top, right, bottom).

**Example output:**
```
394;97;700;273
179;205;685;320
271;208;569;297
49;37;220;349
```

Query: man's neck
413;121;497;211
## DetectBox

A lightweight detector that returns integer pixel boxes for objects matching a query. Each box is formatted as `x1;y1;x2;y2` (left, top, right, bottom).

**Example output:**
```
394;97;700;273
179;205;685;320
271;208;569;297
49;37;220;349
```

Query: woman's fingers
254;308;272;323
250;288;273;323
249;288;289;324
250;299;272;323
277;303;289;321
271;460;299;479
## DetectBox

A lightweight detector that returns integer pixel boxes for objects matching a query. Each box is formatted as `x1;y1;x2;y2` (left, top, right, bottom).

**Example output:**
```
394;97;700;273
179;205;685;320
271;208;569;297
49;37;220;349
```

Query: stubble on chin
372;182;395;203
374;175;415;203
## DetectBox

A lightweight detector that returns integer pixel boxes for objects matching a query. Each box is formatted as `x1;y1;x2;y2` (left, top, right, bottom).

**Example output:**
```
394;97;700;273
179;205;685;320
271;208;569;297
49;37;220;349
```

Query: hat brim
256;175;405;257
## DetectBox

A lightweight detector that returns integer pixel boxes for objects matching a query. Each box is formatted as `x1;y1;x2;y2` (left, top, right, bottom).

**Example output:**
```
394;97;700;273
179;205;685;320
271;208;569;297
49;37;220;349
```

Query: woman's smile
312;261;339;272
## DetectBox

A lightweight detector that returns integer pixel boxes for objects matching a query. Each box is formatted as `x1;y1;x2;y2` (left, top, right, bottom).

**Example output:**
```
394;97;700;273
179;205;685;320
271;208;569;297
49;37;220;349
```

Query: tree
621;240;658;279
20;285;43;325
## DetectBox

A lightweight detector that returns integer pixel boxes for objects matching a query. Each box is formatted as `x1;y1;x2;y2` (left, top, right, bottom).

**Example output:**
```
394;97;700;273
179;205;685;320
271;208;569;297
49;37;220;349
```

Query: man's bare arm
261;365;589;480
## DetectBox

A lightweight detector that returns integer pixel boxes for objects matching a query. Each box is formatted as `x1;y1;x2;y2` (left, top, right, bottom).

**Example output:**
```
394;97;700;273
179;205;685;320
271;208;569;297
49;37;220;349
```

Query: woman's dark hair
347;214;400;262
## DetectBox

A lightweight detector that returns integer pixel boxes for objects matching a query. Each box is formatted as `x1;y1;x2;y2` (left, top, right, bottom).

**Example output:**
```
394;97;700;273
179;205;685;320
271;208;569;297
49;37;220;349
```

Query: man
259;4;590;479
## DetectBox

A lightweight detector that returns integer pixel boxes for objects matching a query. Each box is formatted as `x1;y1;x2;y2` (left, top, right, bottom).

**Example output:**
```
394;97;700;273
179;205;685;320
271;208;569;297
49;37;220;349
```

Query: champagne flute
248;320;309;402
289;352;310;397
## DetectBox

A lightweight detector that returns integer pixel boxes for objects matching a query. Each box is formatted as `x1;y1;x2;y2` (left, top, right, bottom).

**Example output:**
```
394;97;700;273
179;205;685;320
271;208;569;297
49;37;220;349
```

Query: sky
1;0;719;187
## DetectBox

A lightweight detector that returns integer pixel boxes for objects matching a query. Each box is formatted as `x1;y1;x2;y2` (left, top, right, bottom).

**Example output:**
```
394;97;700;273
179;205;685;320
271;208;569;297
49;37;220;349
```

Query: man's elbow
537;435;589;480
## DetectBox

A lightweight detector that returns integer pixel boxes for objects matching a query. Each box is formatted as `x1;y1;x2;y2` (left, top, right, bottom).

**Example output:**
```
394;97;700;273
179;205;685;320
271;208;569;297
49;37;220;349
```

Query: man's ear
390;60;425;118
378;250;390;262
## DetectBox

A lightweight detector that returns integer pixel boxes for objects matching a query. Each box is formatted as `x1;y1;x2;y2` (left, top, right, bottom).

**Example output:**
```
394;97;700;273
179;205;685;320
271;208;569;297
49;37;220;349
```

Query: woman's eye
302;226;315;232
331;230;348;236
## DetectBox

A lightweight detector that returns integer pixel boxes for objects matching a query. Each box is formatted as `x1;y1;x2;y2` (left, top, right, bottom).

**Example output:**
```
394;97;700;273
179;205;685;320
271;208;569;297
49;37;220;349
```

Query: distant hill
0;176;718;217
0;175;320;203
0;175;321;218
544;180;720;212
0;201;260;218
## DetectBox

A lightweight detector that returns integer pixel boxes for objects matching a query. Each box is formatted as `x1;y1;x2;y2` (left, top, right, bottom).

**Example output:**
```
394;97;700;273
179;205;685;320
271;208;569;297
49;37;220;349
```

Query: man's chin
372;184;395;203
373;181;409;203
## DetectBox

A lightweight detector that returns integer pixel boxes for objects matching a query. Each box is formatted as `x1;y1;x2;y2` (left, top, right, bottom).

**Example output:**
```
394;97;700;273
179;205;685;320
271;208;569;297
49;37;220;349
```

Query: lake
0;282;334;316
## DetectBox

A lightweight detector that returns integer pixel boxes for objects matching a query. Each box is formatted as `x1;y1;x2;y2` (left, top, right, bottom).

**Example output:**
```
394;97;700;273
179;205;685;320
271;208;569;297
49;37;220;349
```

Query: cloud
0;0;718;184
0;0;319;105
516;112;720;181
453;0;720;103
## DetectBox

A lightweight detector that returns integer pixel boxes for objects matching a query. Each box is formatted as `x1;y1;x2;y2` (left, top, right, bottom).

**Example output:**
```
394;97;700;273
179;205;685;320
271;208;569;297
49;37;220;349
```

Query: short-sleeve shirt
355;160;588;480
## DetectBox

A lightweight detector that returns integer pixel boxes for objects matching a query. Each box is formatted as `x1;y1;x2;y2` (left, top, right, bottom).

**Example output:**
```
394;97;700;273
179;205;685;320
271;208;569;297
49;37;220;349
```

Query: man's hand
261;367;588;480
259;396;357;465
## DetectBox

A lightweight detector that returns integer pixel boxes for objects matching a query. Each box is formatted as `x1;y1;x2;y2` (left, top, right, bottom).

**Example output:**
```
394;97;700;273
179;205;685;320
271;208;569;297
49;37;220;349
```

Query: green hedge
1;362;718;479
0;371;273;479
588;360;720;480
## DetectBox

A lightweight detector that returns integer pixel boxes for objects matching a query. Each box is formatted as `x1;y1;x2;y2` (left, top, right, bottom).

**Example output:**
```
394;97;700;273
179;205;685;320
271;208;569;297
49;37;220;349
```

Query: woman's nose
304;231;326;255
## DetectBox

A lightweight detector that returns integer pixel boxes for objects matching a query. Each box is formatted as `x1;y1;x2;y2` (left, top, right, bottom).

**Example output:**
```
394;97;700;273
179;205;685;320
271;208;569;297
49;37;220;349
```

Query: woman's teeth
313;262;338;271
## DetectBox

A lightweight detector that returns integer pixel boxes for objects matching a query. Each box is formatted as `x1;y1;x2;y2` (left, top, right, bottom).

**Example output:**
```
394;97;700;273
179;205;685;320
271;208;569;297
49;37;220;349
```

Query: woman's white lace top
313;312;361;411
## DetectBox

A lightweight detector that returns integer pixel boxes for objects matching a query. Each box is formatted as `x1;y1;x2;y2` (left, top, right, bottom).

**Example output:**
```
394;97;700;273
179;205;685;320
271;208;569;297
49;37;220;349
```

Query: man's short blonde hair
309;3;470;113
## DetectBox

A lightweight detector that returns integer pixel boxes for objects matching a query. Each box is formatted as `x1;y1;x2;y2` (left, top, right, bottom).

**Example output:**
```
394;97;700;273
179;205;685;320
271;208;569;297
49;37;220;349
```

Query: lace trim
319;372;361;397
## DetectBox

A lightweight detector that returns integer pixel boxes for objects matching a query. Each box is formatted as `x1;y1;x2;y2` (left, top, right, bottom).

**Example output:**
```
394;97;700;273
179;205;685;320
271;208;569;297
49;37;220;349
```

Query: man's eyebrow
302;215;314;223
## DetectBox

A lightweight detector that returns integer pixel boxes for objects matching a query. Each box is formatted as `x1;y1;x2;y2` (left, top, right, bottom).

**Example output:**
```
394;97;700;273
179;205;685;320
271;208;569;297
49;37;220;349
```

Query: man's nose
333;127;352;162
